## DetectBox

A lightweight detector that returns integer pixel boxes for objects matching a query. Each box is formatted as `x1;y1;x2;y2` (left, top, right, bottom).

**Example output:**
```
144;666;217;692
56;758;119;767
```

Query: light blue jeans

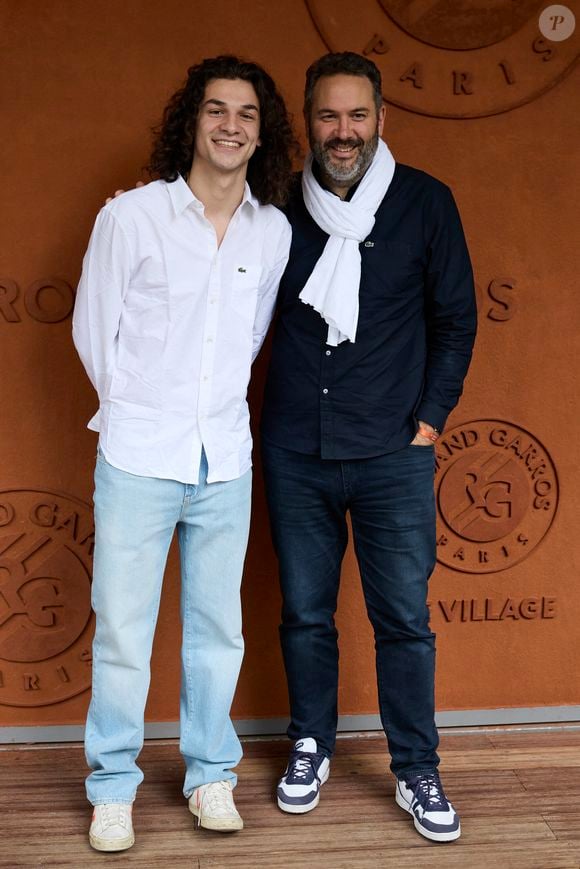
85;449;251;805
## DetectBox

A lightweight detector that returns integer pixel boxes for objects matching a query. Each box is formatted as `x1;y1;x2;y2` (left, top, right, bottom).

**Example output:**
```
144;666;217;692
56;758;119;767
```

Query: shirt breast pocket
230;264;262;317
361;240;424;296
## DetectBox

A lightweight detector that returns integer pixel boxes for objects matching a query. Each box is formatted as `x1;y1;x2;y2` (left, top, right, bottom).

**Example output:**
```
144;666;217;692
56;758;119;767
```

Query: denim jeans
261;440;440;778
85;449;251;805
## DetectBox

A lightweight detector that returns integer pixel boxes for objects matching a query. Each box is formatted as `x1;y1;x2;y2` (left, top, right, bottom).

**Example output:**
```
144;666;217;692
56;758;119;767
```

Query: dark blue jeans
261;440;440;778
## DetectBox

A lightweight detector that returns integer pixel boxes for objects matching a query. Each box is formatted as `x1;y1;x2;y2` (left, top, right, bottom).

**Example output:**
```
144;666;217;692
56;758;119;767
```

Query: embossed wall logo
0;490;94;706
305;0;580;118
0;278;75;323
435;421;558;573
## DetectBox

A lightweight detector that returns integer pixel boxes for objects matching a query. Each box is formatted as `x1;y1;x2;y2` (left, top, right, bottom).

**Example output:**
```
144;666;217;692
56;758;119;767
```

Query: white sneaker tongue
295;737;317;753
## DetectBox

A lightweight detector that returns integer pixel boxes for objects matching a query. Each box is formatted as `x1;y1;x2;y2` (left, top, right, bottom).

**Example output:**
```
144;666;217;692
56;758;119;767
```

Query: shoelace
286;751;324;784
100;804;131;829
199;781;235;817
411;773;448;810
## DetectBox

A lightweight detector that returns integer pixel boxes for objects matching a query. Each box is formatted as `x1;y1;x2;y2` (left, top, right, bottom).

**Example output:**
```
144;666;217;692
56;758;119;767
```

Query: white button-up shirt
73;176;291;483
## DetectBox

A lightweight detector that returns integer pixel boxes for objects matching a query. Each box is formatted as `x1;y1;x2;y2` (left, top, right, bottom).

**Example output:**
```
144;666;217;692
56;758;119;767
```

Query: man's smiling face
193;77;261;175
307;74;385;191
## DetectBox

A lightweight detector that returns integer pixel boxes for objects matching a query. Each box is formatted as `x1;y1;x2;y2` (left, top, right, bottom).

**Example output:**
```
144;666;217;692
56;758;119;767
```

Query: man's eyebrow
202;98;259;111
317;106;370;114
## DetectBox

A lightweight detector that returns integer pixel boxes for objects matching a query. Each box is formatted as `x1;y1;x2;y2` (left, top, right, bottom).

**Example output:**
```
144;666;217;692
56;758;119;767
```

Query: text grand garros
434;425;554;512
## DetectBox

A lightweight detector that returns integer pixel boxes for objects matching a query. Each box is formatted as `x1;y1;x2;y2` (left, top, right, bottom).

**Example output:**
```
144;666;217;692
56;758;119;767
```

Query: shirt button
325;350;332;356
207;337;213;343
322;388;329;395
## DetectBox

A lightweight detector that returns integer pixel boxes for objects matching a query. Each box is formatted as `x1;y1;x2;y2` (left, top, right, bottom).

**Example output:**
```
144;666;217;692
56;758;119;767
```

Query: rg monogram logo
440;451;528;543
0;566;64;633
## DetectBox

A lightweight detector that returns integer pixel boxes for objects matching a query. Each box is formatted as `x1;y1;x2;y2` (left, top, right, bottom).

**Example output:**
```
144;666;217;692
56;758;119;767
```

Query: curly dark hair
147;55;299;208
304;52;383;117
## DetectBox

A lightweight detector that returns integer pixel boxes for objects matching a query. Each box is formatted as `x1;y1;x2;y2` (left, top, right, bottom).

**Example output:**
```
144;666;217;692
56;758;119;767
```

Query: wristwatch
417;425;440;443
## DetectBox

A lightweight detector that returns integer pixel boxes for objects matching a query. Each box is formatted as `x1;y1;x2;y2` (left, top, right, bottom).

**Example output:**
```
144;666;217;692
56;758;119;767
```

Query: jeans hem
183;772;237;799
90;797;136;806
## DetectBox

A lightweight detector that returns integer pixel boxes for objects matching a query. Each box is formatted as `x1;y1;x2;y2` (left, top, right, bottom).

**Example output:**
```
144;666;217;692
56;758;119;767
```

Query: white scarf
300;138;396;345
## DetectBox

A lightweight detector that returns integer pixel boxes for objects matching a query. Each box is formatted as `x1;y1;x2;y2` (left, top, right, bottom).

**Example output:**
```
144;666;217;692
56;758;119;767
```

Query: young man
73;55;295;851
261;52;477;843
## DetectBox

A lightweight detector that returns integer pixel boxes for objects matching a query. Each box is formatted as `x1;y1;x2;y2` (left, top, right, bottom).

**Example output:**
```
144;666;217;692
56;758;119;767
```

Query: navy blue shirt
261;163;477;459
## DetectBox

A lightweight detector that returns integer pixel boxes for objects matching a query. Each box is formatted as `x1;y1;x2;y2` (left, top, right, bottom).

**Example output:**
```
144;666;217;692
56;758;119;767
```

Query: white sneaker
188;780;243;832
277;738;330;814
89;803;135;851
396;772;461;842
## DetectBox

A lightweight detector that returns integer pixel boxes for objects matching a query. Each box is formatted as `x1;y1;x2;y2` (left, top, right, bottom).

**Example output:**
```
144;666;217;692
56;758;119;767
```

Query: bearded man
260;52;477;844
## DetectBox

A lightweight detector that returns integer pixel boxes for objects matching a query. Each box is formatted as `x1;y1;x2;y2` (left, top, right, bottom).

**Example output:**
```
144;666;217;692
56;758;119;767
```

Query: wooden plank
514;766;580;792
544;812;580;841
438;745;580;770
487;729;580;749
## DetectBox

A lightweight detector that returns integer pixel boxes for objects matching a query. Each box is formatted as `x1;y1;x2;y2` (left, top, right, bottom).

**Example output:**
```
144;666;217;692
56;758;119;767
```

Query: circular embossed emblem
0;490;94;706
434;421;558;573
305;0;580;118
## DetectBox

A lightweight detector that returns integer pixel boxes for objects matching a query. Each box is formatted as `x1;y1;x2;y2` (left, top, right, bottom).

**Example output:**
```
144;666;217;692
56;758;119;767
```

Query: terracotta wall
1;0;578;728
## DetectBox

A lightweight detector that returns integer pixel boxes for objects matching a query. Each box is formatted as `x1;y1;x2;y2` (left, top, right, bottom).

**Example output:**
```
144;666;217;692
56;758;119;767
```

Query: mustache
324;137;364;151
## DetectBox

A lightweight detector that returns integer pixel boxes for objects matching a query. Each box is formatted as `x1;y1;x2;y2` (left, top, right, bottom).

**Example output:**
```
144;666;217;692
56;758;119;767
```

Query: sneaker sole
277;766;330;814
189;805;243;832
395;786;461;843
89;832;135;852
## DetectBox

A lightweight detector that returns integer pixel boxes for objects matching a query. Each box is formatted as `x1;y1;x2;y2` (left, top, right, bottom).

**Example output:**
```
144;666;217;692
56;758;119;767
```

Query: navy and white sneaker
395;771;461;842
277;738;330;814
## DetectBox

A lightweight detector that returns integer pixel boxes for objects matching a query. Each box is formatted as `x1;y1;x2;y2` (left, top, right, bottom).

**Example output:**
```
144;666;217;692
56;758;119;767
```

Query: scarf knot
300;139;396;345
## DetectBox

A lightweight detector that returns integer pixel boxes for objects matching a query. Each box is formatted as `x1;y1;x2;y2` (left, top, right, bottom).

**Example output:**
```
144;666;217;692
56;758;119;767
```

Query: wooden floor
2;727;580;868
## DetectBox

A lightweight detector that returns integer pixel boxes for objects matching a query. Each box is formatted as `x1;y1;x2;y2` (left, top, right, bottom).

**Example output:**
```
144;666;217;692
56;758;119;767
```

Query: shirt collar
241;182;260;210
166;174;259;216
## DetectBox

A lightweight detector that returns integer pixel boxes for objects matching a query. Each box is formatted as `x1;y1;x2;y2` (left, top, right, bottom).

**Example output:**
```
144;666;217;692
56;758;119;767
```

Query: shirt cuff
415;400;448;434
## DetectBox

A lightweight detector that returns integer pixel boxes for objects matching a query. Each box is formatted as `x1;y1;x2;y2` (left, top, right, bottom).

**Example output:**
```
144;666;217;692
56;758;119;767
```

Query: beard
312;131;379;186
